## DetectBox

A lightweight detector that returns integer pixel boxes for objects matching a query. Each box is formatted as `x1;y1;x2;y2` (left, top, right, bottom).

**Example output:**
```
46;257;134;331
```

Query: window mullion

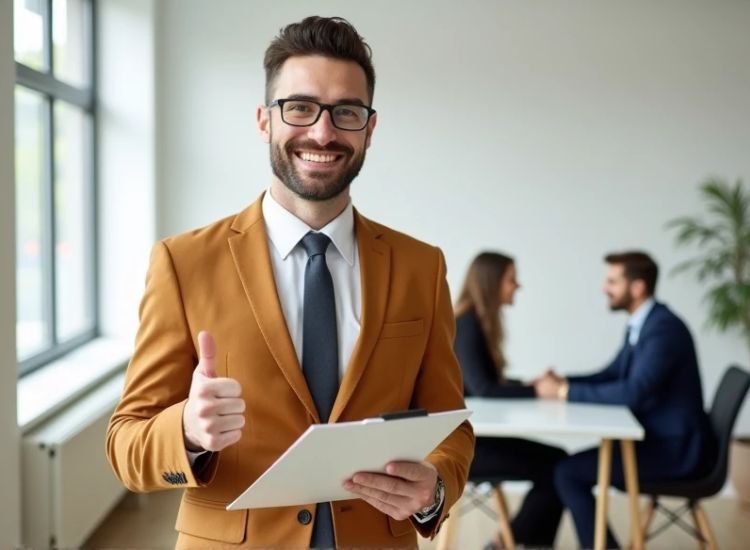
88;0;99;335
84;113;98;336
44;0;53;74
42;95;58;348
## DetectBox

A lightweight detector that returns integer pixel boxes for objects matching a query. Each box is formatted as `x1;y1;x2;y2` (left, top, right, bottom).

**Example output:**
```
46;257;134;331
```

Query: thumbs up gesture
182;331;245;452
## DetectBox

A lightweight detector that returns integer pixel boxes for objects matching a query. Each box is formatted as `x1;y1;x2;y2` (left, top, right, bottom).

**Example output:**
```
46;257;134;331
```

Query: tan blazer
106;194;474;548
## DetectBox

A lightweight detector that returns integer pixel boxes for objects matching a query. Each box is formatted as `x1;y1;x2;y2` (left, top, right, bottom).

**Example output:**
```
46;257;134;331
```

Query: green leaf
701;179;749;231
704;284;744;331
670;178;750;343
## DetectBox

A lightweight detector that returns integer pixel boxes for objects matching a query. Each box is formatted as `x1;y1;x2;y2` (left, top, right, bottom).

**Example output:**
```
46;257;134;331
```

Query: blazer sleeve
455;313;535;399
568;322;679;408
105;242;215;492
408;249;475;539
567;346;625;385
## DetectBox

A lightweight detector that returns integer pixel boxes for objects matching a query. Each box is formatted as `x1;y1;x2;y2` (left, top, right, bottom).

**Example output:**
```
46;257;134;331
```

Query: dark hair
263;16;376;104
454;251;515;381
604;251;659;295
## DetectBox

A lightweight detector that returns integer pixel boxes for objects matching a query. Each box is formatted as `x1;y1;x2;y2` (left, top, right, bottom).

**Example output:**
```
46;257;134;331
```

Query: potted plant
667;176;750;502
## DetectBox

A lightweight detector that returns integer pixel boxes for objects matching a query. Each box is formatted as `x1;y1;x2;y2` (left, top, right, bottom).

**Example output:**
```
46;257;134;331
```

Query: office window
14;0;97;375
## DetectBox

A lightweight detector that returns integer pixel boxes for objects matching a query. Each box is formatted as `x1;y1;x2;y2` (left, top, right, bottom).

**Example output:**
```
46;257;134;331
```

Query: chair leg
692;503;718;550
690;506;705;550
435;504;458;550
491;485;516;549
641;498;656;537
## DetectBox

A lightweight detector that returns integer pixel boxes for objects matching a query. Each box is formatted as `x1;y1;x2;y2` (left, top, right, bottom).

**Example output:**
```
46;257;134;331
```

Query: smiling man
106;16;473;549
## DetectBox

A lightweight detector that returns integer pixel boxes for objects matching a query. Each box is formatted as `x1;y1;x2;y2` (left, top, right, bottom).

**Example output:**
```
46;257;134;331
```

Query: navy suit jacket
568;302;715;478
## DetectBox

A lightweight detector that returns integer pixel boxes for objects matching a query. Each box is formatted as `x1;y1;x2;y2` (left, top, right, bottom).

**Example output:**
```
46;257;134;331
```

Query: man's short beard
608;292;633;311
270;136;366;202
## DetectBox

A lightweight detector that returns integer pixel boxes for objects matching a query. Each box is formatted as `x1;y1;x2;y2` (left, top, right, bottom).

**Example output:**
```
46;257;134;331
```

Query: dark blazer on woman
455;311;534;398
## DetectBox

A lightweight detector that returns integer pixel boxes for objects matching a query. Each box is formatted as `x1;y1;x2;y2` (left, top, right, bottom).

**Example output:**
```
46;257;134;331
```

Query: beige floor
85;488;750;549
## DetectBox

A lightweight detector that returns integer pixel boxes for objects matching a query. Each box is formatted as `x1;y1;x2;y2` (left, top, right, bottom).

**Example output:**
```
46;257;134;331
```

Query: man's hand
182;331;245;452
534;371;564;399
529;366;560;385
343;461;439;521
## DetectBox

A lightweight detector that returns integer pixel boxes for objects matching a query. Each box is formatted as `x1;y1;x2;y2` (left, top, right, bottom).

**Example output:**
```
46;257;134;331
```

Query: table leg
621;439;643;550
595;438;613;550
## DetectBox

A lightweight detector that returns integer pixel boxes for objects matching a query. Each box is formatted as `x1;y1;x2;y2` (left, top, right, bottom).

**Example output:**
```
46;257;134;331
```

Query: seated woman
455;251;566;548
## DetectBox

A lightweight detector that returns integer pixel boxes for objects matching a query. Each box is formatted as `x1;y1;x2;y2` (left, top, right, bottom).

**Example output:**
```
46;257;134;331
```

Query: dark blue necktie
300;232;339;548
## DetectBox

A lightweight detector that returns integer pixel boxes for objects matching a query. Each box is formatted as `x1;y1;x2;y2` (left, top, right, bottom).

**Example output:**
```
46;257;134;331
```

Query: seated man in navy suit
535;251;717;549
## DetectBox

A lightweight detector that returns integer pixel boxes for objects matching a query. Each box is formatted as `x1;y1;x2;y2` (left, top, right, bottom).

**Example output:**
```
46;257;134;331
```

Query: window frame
15;0;99;376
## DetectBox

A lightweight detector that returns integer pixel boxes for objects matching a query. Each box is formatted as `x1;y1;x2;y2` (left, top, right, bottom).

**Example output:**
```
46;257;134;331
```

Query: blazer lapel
621;302;661;378
227;196;319;422
330;212;391;422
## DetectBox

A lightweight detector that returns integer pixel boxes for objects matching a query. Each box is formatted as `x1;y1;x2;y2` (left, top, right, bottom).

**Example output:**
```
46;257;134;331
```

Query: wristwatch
419;476;445;516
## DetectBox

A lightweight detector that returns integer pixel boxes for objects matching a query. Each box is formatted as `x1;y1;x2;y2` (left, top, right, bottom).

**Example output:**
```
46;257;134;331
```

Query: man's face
603;264;633;311
257;55;376;202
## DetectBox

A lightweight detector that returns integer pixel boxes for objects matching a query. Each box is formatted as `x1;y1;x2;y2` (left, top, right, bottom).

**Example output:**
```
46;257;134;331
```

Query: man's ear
257;105;271;143
631;279;647;300
364;112;377;149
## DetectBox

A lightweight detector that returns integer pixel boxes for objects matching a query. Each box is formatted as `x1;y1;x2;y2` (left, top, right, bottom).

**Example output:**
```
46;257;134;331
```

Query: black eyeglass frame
268;98;376;131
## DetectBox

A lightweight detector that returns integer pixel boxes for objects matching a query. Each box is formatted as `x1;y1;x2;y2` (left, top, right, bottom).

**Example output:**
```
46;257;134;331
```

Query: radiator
22;373;127;549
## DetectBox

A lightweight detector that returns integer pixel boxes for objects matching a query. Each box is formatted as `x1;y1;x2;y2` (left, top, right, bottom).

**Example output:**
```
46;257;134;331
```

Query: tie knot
300;232;331;258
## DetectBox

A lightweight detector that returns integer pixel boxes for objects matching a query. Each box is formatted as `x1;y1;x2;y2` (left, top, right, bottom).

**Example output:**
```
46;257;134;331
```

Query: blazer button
297;509;312;525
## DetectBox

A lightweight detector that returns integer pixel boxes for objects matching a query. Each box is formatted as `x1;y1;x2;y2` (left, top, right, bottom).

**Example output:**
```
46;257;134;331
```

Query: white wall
0;0;22;544
155;0;750;432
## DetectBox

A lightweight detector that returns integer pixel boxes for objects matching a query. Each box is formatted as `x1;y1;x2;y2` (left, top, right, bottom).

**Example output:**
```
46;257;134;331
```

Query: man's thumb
198;330;217;378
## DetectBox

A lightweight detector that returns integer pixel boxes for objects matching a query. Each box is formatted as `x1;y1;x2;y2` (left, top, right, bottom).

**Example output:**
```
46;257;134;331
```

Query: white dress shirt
262;189;361;377
627;297;656;346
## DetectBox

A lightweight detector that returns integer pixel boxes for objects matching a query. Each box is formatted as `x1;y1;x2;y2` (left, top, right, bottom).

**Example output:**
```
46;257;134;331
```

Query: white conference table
457;398;646;550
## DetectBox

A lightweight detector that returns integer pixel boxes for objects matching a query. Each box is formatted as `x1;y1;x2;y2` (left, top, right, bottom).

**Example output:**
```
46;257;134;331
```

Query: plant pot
730;438;750;503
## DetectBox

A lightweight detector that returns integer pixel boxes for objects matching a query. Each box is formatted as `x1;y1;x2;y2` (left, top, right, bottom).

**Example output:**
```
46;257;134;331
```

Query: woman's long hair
454;251;515;382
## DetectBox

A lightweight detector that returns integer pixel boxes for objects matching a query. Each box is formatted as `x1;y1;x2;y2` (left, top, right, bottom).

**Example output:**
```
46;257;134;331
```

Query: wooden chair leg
435;502;459;550
595;438;614;550
491;485;516;550
692;503;718;550
641;498;656;538
690;506;705;550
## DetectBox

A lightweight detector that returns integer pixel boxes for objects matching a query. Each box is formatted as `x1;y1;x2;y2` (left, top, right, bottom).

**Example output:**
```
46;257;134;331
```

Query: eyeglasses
268;98;376;131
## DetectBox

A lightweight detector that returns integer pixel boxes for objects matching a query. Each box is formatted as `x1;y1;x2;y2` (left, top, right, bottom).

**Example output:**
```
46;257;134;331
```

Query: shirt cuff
411;486;445;524
186;448;209;466
557;380;570;401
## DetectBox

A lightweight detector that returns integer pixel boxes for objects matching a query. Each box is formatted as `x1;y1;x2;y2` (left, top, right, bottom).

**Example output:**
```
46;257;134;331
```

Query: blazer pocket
388;515;414;538
177;495;247;543
380;319;424;339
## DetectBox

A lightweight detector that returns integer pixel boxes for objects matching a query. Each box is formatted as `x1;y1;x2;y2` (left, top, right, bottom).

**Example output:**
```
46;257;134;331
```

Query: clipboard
226;408;471;510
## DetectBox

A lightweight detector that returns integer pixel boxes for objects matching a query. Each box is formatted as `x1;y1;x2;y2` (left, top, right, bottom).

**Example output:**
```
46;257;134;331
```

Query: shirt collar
628;297;656;333
261;189;356;265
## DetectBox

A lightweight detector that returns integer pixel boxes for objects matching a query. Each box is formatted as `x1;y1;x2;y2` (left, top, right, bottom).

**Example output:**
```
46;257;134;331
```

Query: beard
270;136;366;202
608;291;633;311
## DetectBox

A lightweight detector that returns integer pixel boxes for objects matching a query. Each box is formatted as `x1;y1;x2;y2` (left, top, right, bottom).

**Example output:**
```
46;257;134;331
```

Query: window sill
18;337;131;433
